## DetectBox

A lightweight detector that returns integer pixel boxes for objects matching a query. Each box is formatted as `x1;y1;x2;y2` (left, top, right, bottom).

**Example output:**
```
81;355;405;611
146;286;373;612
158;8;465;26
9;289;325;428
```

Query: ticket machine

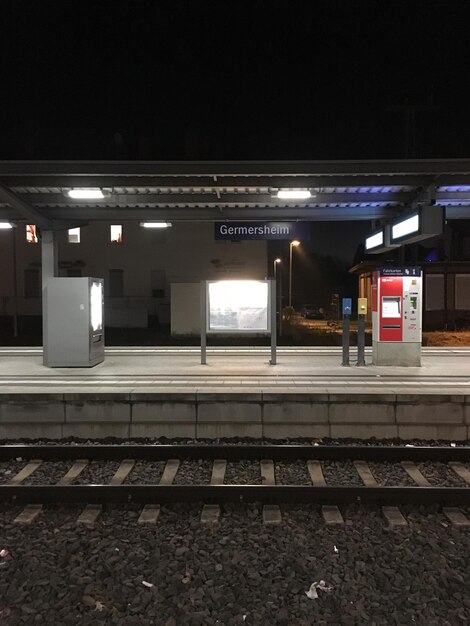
372;267;422;366
43;277;105;367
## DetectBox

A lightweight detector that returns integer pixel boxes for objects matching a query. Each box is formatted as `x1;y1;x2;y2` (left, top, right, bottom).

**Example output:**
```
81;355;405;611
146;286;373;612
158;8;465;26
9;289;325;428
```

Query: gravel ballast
0;504;469;625
225;461;262;485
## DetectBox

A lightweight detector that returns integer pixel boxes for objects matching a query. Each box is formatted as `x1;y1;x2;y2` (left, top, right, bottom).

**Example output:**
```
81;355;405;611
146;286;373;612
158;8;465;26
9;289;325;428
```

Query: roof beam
0;184;53;230
2;174;434;189
2;158;470;177
21;191;414;206
0;206;400;222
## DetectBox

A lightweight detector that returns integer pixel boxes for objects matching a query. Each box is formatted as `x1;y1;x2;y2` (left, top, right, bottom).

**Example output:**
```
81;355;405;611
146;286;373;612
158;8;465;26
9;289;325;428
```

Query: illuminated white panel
208;280;269;332
90;281;103;333
365;230;384;250
392;213;419;240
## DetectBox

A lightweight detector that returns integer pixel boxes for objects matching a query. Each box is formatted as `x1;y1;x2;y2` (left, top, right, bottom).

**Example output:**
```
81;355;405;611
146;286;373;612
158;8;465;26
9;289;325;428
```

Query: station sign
379;267;421;277
214;221;310;240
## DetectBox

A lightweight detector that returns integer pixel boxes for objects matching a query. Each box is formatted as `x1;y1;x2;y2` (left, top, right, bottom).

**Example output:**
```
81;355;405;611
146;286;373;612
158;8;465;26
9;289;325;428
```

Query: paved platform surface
0;346;468;395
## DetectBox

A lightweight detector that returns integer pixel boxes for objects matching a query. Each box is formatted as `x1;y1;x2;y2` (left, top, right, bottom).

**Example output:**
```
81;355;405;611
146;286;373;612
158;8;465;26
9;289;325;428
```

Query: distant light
291;240;300;247
140;222;172;228
274;258;281;264
392;213;419;240
365;230;384;250
67;189;105;199
277;190;311;200
0;222;13;229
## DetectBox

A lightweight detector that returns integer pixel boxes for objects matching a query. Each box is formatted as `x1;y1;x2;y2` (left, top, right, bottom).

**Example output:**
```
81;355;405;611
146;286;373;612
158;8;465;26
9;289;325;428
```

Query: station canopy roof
1;159;470;230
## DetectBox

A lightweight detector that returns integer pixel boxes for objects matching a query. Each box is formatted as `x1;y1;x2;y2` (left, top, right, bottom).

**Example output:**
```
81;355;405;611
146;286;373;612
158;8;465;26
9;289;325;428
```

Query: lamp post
288;240;300;308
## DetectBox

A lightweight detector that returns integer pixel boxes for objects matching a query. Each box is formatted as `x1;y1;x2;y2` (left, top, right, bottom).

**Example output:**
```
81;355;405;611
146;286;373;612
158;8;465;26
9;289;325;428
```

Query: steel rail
1;484;470;505
0;444;469;462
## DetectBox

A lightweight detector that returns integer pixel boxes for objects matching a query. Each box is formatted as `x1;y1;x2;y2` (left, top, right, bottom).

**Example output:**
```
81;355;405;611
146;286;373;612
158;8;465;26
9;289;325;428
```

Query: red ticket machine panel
379;276;402;341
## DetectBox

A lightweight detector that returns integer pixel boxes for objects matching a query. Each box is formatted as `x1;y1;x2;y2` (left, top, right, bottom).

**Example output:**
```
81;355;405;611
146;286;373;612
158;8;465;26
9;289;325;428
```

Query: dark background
1;0;470;161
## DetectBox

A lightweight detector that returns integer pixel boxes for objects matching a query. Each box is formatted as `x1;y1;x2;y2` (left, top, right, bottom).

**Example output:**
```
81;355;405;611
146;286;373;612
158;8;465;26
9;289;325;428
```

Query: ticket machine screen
382;296;400;318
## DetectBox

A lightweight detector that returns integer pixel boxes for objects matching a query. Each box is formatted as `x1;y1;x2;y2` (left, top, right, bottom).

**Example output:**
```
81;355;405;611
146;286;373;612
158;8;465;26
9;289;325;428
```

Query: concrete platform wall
0;392;469;441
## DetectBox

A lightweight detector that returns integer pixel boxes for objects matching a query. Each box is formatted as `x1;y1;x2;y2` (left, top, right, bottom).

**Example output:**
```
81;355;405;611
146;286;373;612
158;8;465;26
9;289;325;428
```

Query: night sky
2;0;470;161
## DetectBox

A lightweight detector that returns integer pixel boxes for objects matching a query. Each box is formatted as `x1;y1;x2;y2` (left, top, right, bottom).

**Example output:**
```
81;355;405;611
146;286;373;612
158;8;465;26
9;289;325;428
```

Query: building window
26;225;38;243
111;225;122;243
24;269;40;298
109;269;124;297
68;228;81;243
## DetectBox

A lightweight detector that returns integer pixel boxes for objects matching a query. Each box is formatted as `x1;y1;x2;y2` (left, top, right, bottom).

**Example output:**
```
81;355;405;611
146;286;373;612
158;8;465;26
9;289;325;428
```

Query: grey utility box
43;277;105;367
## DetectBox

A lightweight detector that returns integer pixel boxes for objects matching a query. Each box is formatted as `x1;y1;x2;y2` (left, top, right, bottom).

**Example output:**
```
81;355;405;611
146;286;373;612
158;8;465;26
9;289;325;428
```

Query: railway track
1;444;470;527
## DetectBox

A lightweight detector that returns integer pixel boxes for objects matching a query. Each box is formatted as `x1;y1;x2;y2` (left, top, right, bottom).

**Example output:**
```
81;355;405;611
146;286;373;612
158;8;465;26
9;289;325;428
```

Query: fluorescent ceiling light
0;222;13;229
140;222;172;228
277;190;311;200
392;213;419;240
67;189;105;199
365;230;384;250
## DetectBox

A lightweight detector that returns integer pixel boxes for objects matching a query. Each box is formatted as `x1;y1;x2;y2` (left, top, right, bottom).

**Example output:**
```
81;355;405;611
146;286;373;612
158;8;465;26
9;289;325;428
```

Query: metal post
42;230;58;366
342;315;350;366
357;314;366;366
288;243;293;307
200;281;207;365
270;279;277;365
278;266;283;338
12;227;18;338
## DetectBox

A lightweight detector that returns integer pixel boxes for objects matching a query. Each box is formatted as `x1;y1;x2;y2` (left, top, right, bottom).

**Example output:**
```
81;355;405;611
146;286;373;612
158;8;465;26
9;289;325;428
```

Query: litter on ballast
0;548;11;559
405;444;415;447
305;580;334;599
95;601;105;612
142;581;154;588
305;584;319;599
333;545;339;555
451;442;456;447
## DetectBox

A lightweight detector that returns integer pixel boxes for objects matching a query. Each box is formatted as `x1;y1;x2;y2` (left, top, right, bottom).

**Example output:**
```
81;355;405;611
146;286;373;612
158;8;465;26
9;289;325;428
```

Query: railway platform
0;346;469;441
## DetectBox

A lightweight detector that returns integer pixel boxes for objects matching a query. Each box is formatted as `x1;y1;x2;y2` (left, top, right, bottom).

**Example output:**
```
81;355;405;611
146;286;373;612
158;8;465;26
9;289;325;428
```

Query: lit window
68;228;81;243
26;225;38;243
111;225;122;243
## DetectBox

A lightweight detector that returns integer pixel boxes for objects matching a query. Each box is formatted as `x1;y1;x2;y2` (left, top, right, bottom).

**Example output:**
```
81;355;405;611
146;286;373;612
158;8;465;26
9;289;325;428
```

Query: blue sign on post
215;222;311;240
342;298;352;317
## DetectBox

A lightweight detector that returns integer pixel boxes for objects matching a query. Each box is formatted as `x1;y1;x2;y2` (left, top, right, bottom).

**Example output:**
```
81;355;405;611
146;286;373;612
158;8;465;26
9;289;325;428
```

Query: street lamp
288;240;300;308
273;257;281;279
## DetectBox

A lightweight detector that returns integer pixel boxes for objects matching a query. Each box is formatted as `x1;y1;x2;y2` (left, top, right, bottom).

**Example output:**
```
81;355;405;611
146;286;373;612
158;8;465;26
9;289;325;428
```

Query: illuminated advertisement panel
207;280;270;333
90;280;103;334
